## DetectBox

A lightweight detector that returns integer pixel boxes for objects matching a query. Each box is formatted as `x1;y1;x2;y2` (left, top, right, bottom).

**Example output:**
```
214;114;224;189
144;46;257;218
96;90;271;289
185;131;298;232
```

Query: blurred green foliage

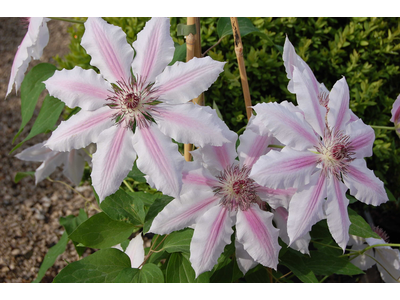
55;17;400;199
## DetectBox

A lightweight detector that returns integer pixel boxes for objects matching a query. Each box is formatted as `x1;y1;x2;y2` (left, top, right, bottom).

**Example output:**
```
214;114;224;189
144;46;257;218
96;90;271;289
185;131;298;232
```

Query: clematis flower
6;17;50;98
390;94;400;138
113;234;145;269
250;76;388;251
348;227;400;283
150;117;296;277
44;17;232;202
15;141;91;185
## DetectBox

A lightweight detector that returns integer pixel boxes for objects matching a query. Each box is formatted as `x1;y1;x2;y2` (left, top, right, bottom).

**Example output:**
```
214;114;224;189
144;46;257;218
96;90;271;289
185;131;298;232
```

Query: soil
0;17;98;283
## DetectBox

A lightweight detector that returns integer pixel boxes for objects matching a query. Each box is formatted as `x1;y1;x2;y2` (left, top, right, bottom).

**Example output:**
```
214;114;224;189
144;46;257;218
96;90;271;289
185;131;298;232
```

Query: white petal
15;141;53;162
327;77;351;132
236;206;281;270
325;177;350;251
35;152;66;184
346;118;375;159
273;207;310;255
343;159;388;206
44;67;112;110
375;247;400;283
250;147;319;190
256;186;295;210
153;103;237;147
149;189;219;235
252;102;320;151
181;161;220;193
62;149;88;186
82;17;133;83
190;205;234;277
153;56;225;104
235;239;258;275
390;94;400;124
131;17;175;85
91;125;137;202
45;106;114;152
133;123;184;199
125;234;145;269
287;172;327;245
6;17;50;97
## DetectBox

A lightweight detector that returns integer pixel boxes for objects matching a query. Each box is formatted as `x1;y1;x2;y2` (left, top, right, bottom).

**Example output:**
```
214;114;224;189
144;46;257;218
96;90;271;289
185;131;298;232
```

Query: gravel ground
0;18;98;283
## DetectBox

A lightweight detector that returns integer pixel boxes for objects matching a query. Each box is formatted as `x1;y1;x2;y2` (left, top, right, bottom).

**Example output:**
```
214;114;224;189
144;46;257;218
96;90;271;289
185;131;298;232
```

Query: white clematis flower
6;17;50;98
15;140;91;185
44;17;232;202
113;234;145;269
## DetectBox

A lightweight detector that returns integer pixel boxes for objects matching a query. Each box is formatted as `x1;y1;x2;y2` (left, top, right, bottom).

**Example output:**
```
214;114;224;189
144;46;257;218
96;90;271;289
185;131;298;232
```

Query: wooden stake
184;17;202;162
230;17;252;121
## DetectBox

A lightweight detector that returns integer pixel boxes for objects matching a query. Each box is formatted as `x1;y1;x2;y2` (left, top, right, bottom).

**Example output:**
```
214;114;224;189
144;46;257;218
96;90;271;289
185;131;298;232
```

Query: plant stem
230;17;252;121
370;125;395;130
49;17;85;24
123;179;134;192
202;36;225;57
184;17;202;162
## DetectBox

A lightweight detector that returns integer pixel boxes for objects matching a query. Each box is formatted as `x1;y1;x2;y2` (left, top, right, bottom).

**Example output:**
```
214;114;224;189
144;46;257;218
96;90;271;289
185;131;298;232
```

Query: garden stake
184;17;203;161
230;17;252;121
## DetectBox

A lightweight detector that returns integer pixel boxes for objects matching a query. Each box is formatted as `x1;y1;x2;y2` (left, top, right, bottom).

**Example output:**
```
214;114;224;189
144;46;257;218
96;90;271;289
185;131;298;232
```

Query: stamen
373;226;390;243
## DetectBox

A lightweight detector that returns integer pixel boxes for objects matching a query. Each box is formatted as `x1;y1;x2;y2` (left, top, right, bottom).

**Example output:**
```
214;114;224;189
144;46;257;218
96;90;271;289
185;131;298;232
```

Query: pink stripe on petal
182;172;219;188
92;125;137;202
236;206;280;270
328;77;351;132
326;177;350;251
190;206;233;277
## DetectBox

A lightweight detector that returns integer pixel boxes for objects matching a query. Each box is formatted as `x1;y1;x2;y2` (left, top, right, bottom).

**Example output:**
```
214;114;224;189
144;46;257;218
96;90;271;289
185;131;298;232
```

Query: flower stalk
230;17;252;121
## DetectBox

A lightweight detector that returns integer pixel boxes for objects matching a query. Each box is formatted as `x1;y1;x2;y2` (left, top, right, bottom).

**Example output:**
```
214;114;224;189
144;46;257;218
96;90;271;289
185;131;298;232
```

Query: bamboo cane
184;17;202;161
230;17;252;121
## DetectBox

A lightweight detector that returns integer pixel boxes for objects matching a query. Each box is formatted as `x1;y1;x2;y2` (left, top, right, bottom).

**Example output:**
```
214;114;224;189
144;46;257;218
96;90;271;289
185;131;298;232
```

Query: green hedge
54;17;400;199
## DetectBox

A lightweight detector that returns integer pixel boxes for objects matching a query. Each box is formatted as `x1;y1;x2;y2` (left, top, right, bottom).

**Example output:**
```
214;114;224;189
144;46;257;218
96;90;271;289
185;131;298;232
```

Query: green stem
268;144;284;149
123;180;134;192
370;125;395;130
49;17;86;24
319;275;329;283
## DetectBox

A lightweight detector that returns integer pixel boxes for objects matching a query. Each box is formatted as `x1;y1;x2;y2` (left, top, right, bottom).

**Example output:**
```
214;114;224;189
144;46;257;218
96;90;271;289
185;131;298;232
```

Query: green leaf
217;17;259;39
169;42;187;66
14;171;35;183
69;212;135;249
162;228;193;253
348;207;381;239
53;248;131;283
210;258;242;283
100;189;146;226
165;252;209;283
13;63;57;143
10;95;65;154
244;265;274;283
143;194;173;233
125;161;146;183
306;251;364;276
113;263;164;283
59;209;88;256
280;248;319;283
33;231;69;283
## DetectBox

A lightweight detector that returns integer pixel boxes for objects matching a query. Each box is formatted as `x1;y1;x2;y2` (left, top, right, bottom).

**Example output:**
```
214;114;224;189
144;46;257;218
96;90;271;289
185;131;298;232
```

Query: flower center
106;77;158;129
316;128;355;179
213;164;259;211
373;226;390;243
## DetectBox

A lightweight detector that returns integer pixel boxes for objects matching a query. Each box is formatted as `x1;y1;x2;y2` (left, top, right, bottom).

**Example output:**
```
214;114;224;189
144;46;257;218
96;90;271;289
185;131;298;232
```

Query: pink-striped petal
256;186;296;210
236;206;281;270
327;77;351;132
181;161;220;192
292;66;326;137
152;56;225;104
81;17;133;83
91;125;136;202
149;189;220;235
131;17;175;85
390;94;400;124
343;159;388;206
153;103;237;147
45;106;114;152
235;239;258;275
190;205;234;277
237;121;275;169
287;172;327;245
325;176;350;251
250;147;319;190
253;102;320;151
6;18;50;97
273;207;310;255
133;123;184;198
346;119;375;158
44;67;112;110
